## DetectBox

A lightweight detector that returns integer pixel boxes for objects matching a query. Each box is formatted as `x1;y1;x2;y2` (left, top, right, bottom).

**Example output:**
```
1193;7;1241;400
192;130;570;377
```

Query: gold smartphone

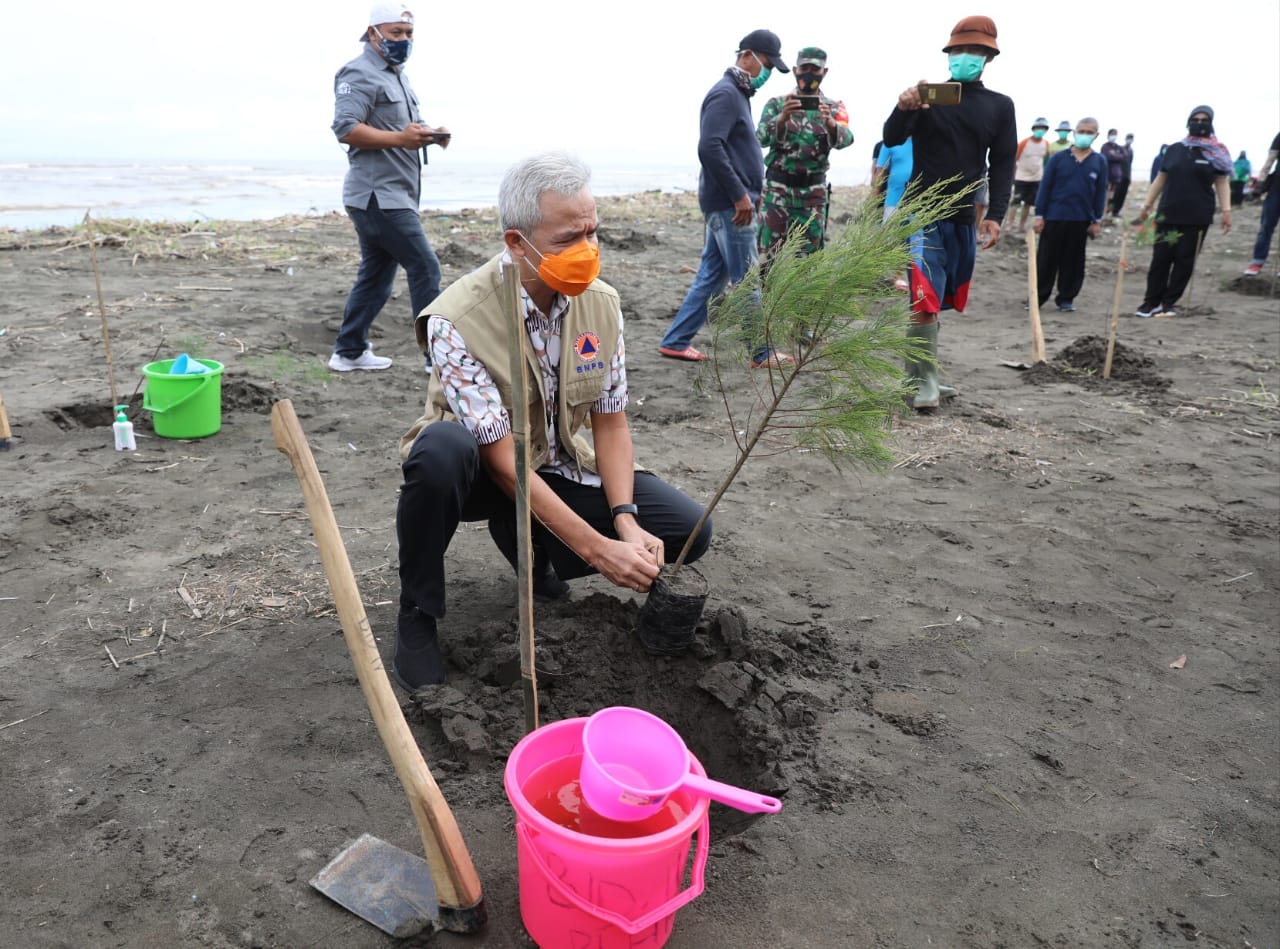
918;82;962;106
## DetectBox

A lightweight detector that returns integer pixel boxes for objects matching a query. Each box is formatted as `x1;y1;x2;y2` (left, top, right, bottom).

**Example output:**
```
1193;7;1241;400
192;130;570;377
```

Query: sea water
0;158;701;232
523;754;688;839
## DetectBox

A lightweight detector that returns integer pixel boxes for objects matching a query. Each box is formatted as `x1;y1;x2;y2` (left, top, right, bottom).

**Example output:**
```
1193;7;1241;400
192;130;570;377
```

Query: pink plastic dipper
580;706;783;821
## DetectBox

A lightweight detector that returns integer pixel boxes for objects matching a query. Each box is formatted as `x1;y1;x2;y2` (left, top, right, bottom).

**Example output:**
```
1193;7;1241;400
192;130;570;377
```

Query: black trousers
396;420;713;620
1143;222;1208;310
1036;220;1091;307
1109;179;1131;217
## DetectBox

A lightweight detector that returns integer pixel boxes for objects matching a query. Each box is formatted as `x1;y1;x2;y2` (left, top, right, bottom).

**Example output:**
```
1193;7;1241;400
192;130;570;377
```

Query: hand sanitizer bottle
113;404;137;451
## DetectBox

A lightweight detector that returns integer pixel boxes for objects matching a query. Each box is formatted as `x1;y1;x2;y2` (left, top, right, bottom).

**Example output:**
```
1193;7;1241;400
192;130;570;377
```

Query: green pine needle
670;179;974;569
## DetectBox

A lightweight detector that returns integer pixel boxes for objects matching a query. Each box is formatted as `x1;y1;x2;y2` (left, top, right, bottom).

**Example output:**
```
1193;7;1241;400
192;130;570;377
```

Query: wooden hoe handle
270;399;483;922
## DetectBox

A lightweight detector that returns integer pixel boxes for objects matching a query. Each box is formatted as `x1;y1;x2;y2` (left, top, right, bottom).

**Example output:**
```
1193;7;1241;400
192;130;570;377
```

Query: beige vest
399;254;622;474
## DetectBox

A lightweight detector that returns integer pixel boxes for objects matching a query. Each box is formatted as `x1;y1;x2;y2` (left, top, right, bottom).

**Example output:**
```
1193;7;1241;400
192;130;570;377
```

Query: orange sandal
658;345;707;362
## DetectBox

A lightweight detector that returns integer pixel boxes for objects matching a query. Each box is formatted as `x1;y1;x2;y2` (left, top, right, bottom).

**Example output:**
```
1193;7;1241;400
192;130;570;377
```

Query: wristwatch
610;503;639;520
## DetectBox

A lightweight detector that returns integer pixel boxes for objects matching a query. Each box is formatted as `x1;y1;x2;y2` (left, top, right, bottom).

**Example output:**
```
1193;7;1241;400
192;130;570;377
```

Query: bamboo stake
0;394;12;450
501;261;538;735
1025;228;1047;364
84;212;120;408
1184;228;1208;311
1103;228;1130;379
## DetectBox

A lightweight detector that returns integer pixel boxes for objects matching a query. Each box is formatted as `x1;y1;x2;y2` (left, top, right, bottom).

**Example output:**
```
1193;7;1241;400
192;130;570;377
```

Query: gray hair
498;152;593;234
1078;116;1100;132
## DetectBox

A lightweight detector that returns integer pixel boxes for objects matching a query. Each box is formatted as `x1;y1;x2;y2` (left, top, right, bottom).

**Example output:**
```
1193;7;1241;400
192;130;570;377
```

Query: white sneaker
328;348;392;372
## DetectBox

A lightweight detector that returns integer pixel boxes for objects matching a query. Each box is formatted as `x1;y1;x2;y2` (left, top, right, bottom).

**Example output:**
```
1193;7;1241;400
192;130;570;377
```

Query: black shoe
532;570;570;602
392;606;446;690
488;518;571;602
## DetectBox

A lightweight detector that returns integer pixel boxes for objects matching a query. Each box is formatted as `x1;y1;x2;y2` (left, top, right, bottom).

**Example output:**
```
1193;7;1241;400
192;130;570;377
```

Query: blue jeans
1252;184;1280;265
660;208;759;352
334;194;441;358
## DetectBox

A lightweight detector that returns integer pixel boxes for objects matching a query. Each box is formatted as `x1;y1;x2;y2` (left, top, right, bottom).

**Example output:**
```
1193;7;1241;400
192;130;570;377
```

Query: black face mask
1188;120;1213;137
796;74;823;93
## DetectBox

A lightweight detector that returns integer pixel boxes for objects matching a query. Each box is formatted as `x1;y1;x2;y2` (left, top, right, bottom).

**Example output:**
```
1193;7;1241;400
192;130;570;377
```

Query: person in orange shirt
1005;117;1051;233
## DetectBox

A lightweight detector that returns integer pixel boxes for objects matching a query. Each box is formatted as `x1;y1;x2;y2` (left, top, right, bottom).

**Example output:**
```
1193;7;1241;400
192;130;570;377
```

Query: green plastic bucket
141;358;224;439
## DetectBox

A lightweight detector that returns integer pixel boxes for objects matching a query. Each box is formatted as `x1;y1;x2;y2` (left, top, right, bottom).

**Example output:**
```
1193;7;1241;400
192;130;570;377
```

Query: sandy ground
1;185;1277;949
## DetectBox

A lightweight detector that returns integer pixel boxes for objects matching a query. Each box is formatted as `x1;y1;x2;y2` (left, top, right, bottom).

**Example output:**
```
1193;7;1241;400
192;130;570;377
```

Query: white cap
361;4;413;39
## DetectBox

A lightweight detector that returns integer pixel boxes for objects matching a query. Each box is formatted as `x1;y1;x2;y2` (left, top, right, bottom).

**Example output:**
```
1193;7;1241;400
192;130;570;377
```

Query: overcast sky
4;1;1278;183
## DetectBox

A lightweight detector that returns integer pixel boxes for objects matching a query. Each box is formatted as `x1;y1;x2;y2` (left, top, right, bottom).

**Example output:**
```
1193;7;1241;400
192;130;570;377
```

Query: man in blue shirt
658;29;794;370
875;138;914;219
874;138;914;291
328;4;451;372
1032;116;1108;312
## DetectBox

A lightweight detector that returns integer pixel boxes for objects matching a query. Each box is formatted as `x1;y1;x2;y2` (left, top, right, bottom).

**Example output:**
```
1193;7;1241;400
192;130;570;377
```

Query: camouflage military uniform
756;63;854;261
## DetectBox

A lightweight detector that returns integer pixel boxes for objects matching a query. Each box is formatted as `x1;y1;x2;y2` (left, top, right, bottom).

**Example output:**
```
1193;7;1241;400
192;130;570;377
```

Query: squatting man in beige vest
390;152;713;691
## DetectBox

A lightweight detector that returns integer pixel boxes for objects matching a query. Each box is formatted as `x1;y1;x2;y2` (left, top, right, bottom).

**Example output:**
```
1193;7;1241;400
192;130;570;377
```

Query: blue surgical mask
1074;133;1096;149
947;52;986;82
749;52;772;90
375;28;412;65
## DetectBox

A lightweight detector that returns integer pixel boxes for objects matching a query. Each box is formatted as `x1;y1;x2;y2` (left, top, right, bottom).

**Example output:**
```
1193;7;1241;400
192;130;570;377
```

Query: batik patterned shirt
426;254;627;486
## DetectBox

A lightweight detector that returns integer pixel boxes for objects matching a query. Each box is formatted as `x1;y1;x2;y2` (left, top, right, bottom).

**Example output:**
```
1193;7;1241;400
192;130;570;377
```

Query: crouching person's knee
402;421;479;493
678;514;713;566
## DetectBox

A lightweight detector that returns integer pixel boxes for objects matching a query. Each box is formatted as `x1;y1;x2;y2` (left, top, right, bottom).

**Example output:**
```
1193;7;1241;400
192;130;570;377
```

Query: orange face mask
519;235;601;297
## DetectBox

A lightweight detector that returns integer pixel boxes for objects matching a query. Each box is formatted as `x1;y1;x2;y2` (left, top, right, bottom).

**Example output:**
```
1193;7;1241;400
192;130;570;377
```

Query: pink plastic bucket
504;717;711;948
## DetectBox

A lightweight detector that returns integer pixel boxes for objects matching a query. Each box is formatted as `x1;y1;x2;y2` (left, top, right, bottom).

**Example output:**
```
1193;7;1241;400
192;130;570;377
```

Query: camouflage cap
796;47;827;67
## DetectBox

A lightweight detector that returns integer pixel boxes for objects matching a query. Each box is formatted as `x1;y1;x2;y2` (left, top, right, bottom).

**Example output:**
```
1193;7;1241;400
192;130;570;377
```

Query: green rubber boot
905;322;941;410
937;321;957;399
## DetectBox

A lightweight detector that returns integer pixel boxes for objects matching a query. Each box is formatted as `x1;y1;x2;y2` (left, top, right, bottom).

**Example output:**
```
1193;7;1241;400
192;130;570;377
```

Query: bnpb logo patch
573;332;601;360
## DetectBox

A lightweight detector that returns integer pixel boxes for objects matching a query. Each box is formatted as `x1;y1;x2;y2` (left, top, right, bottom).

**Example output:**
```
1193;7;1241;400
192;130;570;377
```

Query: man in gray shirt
329;3;450;371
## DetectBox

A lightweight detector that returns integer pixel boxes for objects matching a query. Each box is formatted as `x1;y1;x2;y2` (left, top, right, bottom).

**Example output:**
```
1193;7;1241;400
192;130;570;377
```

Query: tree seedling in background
667;181;970;572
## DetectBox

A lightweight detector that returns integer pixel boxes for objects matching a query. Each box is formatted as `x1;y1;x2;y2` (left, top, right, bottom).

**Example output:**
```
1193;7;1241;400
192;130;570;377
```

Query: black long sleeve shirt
883;80;1017;225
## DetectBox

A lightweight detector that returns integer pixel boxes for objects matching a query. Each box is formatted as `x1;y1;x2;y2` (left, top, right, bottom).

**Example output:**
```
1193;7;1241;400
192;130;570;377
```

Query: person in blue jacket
1031;117;1109;312
658;29;793;369
1150;144;1168;182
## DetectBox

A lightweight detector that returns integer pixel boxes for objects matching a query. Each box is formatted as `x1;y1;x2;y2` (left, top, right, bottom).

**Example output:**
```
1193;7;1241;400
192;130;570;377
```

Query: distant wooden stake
1185;228;1207;310
1025;229;1047;364
1103;228;1130;380
177;585;203;618
0;393;12;450
84;212;120;409
501;261;538;735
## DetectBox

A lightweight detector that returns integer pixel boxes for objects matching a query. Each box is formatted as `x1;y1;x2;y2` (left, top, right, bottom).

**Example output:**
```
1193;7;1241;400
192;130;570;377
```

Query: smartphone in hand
917;82;962;106
796;96;821;111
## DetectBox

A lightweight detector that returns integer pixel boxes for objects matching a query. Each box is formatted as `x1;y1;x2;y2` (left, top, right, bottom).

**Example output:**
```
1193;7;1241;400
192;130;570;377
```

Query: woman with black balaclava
1132;106;1232;318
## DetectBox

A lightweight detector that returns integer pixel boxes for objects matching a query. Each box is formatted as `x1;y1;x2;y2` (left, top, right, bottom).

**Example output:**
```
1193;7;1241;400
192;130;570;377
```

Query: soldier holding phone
756;47;854;264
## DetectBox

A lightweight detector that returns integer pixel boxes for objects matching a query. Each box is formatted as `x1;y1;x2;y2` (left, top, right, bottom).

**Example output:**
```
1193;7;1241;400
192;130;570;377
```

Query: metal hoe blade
310;833;440;938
